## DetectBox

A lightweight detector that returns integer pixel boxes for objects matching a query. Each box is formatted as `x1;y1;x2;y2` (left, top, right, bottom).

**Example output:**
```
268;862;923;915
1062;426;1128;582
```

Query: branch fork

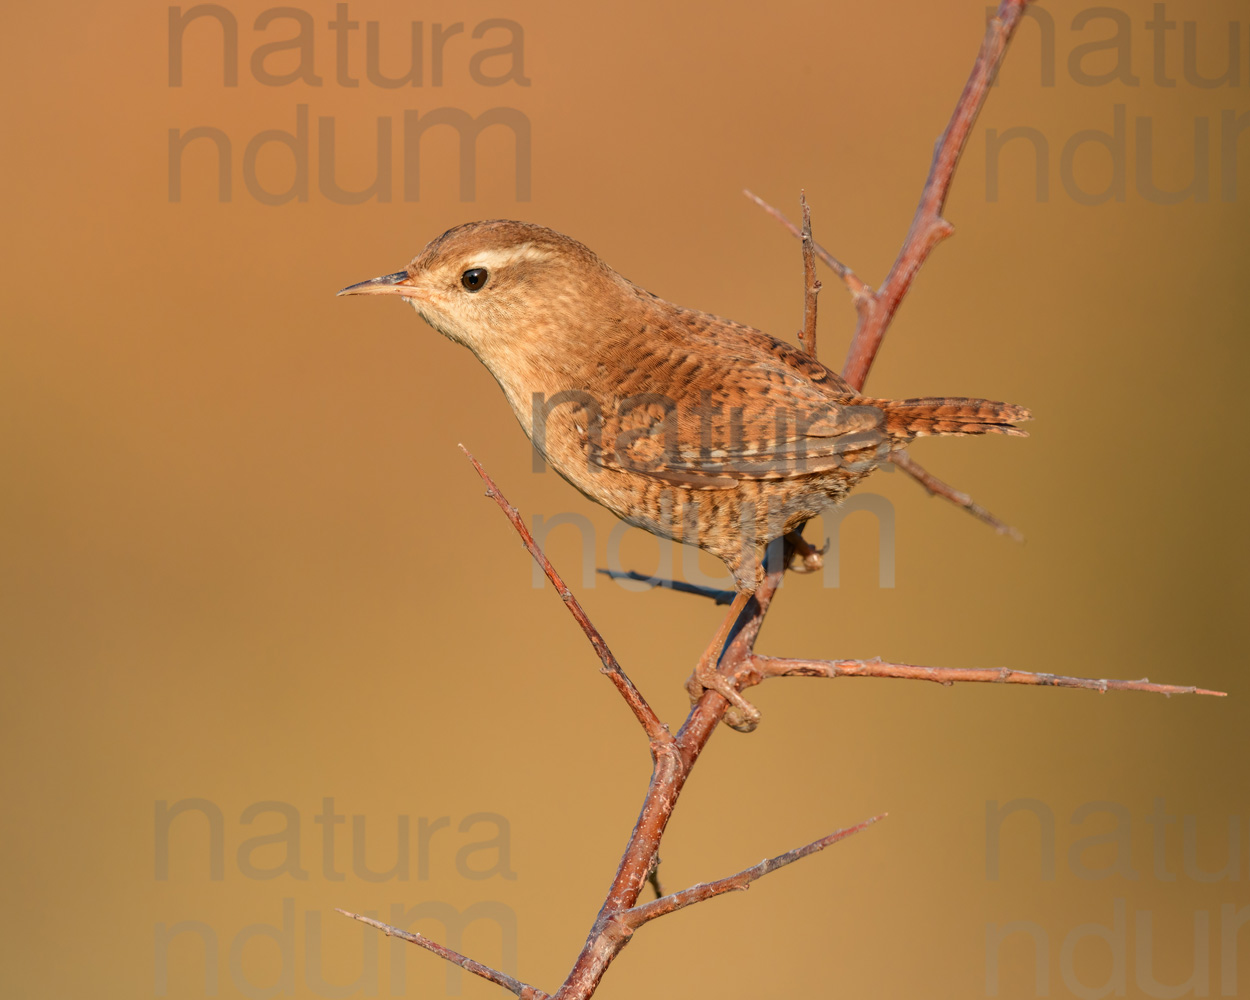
349;450;1219;1000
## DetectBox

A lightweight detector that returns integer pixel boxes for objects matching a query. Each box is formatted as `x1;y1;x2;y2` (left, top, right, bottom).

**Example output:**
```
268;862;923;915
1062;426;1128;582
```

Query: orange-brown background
2;1;1246;997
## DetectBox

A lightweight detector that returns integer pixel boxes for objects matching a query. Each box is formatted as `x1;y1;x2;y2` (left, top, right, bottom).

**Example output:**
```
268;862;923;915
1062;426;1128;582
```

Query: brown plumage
340;220;1029;593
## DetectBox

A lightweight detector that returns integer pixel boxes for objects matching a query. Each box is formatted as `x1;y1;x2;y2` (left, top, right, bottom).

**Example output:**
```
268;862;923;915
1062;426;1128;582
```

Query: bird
339;219;1029;729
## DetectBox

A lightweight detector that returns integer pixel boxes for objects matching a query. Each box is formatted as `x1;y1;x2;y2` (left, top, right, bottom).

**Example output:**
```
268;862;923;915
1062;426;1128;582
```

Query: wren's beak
336;270;416;298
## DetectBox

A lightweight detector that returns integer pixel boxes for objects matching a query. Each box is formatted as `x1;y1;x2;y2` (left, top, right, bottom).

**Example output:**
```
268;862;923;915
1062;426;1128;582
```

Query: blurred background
2;1;1246;997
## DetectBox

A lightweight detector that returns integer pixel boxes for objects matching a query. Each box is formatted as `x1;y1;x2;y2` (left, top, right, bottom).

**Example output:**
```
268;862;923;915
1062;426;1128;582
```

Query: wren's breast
474;287;869;564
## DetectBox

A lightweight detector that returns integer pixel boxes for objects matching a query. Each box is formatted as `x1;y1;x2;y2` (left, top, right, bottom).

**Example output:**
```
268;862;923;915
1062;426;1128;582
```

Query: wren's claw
784;531;825;574
684;591;760;733
686;661;761;733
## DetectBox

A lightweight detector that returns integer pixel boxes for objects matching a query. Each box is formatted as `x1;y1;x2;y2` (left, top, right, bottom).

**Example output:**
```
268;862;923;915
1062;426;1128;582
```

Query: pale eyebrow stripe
464;244;556;271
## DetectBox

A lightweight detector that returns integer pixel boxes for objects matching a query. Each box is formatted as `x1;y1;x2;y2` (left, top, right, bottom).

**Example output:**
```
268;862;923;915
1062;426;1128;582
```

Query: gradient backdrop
3;1;1247;997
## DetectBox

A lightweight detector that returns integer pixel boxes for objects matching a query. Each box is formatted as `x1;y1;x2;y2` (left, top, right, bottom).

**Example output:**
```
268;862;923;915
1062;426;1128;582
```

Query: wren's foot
688;658;760;733
684;591;760;733
783;531;825;573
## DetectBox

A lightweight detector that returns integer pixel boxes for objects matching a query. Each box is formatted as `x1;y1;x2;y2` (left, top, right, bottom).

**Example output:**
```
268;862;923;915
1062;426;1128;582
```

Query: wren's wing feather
582;303;889;489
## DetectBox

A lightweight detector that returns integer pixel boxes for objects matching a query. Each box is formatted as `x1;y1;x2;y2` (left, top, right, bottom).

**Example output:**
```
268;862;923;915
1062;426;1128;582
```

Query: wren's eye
461;268;489;292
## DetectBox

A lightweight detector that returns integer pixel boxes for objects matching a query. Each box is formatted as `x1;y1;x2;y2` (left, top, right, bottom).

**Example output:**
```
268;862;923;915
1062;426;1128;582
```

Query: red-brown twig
737;206;1024;534
454;456;794;998
552;561;790;1000
751;656;1228;697
351;448;1221;998
743;187;872;311
841;0;1034;389
748;0;1035;391
336;910;549;1000
460;445;673;747
888;449;1023;540
799;192;821;358
747;2;1037;536
623;814;885;928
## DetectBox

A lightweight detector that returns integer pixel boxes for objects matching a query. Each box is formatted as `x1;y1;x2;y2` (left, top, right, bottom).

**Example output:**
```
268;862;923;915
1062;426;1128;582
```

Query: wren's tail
866;396;1032;441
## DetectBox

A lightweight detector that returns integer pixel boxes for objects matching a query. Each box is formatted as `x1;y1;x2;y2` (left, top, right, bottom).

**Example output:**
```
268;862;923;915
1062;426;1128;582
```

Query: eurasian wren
340;220;1029;727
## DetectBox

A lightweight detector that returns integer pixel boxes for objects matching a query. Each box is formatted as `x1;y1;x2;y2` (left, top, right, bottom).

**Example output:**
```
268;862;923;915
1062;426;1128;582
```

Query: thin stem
841;0;1034;390
747;1;1037;536
624;814;885;928
460;445;673;746
753;656;1228;697
888;449;1023;540
646;859;664;899
799;191;821;358
747;2;1036;391
337;911;549;1000
552;565;787;1000
743;187;872;307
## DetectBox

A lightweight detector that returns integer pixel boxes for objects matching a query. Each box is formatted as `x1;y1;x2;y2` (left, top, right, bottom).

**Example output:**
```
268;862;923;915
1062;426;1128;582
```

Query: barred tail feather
872;396;1031;440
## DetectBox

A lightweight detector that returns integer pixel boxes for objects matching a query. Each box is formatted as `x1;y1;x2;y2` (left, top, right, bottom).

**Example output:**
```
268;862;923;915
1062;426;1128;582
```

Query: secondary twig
741;194;1023;536
624;814;885;928
841;0;1034;390
746;0;1034;538
646;856;664;899
370;439;1220;999
336;910;549;1000
799;192;821;358
888;449;1023;540
553;561;789;1000
751;656;1228;697
460;445;673;747
747;1;1035;390
743;187;872;311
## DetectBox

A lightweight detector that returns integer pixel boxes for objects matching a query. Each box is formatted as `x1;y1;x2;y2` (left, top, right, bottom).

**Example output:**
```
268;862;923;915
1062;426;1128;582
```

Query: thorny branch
747;187;1024;538
749;0;1038;537
751;656;1227;698
744;187;872;313
887;448;1023;540
459;445;673;748
351;459;1222;999
798;191;821;357
839;0;1036;391
336;910;549;1000
340;3;1224;997
622;814;886;929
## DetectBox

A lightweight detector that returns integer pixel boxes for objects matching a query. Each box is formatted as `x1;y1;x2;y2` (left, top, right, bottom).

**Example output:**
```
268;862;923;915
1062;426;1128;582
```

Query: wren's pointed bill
339;220;1029;594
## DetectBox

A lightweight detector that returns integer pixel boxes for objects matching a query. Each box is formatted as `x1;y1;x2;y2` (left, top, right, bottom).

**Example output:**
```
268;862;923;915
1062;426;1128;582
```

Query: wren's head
338;220;621;370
